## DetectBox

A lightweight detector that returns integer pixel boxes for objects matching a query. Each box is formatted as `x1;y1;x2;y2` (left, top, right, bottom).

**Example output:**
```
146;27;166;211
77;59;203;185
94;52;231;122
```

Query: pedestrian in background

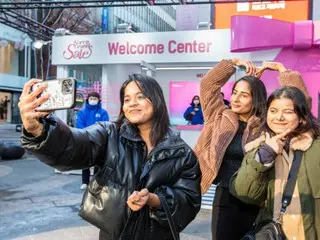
0;96;10;120
76;92;109;190
183;95;204;125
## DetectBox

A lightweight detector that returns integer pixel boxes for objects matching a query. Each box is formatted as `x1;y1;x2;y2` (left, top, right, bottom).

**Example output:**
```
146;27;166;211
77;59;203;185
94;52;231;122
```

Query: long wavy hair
232;76;267;119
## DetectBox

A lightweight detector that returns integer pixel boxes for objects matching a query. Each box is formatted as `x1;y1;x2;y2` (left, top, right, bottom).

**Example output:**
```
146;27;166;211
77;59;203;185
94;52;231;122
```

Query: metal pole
24;42;27;78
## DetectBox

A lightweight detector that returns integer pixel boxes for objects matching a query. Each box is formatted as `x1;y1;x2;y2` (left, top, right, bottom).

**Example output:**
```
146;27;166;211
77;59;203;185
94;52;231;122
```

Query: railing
0;73;28;91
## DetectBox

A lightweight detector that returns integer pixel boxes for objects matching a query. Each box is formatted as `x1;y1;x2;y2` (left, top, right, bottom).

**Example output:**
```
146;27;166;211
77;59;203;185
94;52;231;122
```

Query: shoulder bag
241;150;303;240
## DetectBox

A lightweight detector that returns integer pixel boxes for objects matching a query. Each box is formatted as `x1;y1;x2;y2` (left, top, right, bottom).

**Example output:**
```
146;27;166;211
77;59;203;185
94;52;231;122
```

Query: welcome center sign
52;30;237;65
52;29;281;65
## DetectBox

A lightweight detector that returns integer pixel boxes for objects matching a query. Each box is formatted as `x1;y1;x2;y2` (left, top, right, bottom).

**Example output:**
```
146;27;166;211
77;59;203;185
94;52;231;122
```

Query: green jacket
230;137;320;240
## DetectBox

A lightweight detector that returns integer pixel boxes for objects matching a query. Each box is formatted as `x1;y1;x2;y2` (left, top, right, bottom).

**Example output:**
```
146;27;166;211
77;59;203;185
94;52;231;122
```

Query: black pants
211;186;259;240
82;167;99;184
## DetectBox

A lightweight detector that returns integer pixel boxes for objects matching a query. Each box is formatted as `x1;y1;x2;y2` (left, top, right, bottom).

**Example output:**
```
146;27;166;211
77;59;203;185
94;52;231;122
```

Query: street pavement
0;124;211;240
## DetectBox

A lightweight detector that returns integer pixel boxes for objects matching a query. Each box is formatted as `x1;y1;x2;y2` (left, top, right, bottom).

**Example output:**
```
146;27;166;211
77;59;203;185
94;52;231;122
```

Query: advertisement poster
169;81;200;125
215;0;309;29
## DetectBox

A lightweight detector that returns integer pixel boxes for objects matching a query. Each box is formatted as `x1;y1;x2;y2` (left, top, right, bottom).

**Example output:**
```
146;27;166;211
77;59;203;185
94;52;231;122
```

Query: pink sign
63;40;93;60
231;16;320;117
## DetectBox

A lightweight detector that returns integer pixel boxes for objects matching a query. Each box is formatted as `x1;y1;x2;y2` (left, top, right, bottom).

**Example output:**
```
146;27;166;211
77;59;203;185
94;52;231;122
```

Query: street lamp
0;39;9;47
32;40;52;49
32;28;72;49
117;23;135;33
54;28;73;36
197;22;212;30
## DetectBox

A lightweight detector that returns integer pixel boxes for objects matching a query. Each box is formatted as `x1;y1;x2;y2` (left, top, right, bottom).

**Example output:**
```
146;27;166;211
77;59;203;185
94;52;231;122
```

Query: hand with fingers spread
264;129;291;154
232;58;258;76
18;79;51;137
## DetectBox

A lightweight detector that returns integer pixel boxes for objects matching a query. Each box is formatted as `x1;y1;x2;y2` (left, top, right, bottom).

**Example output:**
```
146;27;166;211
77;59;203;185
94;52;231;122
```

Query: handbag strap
280;150;303;214
158;193;180;240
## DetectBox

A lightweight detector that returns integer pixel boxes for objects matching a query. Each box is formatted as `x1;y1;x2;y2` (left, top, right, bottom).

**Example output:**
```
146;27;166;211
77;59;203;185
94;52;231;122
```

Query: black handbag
79;177;180;239
78;177;127;233
241;220;286;240
241;150;303;240
185;113;193;121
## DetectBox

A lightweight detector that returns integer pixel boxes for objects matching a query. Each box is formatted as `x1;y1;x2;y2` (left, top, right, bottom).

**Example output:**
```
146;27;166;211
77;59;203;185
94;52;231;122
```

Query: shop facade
51;28;281;144
0;24;32;124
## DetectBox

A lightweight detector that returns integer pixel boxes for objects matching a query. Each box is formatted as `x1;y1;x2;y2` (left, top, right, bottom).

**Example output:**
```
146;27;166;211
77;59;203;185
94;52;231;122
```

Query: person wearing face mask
183;95;204;125
76;92;109;190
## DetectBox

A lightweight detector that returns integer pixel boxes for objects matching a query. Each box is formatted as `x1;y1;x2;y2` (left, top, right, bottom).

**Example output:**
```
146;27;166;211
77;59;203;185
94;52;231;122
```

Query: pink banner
231;16;320;117
231;16;320;52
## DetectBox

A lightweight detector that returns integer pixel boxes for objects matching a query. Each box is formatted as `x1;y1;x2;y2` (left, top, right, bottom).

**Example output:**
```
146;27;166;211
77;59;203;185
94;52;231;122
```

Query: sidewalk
0;121;18;130
0;158;211;240
15;225;209;240
0;123;211;240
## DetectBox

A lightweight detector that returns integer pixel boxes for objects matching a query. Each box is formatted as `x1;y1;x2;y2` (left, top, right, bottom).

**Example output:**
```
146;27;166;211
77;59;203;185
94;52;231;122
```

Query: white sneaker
80;183;88;190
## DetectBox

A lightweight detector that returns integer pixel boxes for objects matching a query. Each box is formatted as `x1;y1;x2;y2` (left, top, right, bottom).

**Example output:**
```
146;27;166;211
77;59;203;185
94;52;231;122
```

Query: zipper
139;145;185;183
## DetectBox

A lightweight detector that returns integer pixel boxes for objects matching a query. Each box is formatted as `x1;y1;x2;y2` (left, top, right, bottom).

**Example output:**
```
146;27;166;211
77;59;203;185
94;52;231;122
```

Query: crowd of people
18;59;320;240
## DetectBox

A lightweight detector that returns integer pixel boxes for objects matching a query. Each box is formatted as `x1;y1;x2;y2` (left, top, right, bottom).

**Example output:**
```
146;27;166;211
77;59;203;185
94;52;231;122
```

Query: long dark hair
190;95;201;107
232;76;267;119
116;74;170;146
267;86;320;138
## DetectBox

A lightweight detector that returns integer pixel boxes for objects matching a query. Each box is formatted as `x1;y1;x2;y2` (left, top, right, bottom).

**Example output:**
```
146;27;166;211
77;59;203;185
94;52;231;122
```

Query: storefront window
0;42;19;75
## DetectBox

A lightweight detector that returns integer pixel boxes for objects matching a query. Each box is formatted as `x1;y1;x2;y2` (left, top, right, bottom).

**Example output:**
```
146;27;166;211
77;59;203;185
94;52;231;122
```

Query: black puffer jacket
21;116;201;240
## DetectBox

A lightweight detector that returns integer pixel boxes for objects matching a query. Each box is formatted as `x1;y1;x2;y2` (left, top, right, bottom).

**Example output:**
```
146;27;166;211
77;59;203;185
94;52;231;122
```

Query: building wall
313;0;320;20
103;64;141;120
108;5;176;33
176;4;212;31
101;65;242;122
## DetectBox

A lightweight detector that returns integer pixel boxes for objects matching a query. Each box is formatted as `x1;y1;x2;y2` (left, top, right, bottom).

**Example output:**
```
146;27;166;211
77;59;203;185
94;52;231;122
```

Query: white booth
52;29;280;149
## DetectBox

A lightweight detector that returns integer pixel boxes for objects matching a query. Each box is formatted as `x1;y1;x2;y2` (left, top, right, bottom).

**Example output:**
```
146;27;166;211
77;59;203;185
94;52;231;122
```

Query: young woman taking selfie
19;74;201;240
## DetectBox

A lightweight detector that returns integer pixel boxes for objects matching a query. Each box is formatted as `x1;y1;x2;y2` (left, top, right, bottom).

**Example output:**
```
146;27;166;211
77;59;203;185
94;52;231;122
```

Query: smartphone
32;78;77;111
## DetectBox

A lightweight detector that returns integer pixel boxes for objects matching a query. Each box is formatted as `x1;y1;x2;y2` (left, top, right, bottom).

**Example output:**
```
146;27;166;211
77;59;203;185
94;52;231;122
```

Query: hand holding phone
31;78;77;112
18;79;51;137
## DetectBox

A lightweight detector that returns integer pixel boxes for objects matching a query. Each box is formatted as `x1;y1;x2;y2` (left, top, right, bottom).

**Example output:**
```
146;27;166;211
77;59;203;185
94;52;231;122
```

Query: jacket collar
290;132;313;151
119;119;185;156
119;119;143;142
244;131;314;153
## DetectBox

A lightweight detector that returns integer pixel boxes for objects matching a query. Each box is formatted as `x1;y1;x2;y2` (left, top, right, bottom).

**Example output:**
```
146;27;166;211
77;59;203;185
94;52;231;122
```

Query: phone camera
62;79;73;94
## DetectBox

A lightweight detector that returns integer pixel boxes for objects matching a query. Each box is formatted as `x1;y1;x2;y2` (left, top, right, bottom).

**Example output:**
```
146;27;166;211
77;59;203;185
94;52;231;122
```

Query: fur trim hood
244;132;314;153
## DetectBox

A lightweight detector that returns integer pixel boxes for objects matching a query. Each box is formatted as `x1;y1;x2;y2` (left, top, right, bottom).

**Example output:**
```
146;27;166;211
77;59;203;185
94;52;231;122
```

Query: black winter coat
21;116;202;240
